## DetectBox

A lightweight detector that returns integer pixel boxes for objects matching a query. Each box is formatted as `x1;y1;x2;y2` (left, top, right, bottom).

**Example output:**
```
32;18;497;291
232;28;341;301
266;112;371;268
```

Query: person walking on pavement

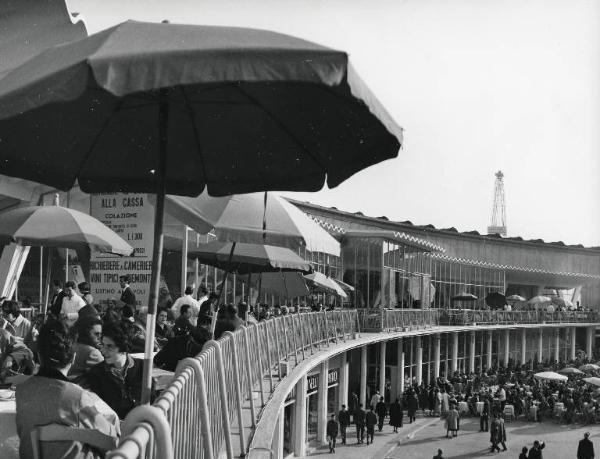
408;391;419;423
480;395;490;432
389;398;403;432
577;432;594;459
528;440;545;459
497;414;507;451
355;403;366;444
365;407;377;445
370;390;381;411
433;449;444;459
375;396;387;432
326;414;338;454
489;414;502;453
338;405;350;445
445;404;459;438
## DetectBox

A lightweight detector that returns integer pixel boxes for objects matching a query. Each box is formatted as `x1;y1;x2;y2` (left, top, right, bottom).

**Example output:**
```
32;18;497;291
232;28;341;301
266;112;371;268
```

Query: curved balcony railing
439;308;599;326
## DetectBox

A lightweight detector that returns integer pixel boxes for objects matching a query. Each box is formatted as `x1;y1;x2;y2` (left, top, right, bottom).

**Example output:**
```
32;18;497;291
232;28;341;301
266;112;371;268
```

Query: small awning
341;229;445;253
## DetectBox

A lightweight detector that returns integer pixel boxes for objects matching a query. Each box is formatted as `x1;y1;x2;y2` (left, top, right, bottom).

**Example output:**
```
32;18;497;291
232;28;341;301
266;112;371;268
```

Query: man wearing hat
577;432;594;459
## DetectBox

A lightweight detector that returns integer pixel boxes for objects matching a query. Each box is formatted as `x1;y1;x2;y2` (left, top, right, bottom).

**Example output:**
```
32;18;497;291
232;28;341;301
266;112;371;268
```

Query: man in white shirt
171;286;200;326
60;281;86;326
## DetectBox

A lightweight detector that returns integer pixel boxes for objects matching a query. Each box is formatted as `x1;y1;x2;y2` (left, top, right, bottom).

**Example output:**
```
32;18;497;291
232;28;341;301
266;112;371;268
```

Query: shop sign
89;193;154;308
328;368;339;386
307;374;319;393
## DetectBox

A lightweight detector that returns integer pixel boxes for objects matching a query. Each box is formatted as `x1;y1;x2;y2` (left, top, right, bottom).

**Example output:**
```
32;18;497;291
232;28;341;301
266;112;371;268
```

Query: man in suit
354;403;366;444
338;404;350;445
577;432;594;459
326;414;338;453
365;407;377;445
480;394;490;432
376;396;387;432
118;275;136;309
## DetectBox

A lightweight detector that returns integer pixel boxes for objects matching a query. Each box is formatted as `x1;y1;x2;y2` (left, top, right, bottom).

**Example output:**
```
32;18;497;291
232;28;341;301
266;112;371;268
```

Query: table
0;398;18;459
458;401;469;414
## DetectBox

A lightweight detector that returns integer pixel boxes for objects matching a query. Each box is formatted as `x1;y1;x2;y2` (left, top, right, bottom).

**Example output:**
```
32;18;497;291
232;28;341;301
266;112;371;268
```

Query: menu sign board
89;193;154;308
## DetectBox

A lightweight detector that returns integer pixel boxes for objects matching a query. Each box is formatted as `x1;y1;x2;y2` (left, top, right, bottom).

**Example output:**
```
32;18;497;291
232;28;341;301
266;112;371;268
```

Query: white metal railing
107;310;358;459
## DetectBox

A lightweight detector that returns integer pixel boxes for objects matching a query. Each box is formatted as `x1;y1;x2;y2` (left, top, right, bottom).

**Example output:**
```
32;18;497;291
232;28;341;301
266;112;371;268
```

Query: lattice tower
487;170;507;236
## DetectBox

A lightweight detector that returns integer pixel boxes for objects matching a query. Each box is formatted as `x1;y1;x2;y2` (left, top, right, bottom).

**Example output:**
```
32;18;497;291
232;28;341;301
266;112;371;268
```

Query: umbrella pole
42;248;53;316
141;90;168;405
210;242;236;338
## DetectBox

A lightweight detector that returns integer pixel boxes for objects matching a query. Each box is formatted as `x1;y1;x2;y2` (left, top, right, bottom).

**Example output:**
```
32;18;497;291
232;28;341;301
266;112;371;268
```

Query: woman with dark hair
85;320;144;418
16;319;119;459
1;300;31;340
69;316;104;380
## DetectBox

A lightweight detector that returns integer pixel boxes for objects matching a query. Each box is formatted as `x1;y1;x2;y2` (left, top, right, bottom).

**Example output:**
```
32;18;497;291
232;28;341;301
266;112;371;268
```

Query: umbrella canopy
485;291;507;309
161;192;340;255
583;377;600;387
451;292;478;301
506;294;526;302
558;367;583;375
552;297;574;308
254;272;310;298
333;279;355;292
0;21;401;405
188;241;311;275
304;272;348;298
534;371;568;382
528;295;552;305
579;364;600;373
0;204;133;255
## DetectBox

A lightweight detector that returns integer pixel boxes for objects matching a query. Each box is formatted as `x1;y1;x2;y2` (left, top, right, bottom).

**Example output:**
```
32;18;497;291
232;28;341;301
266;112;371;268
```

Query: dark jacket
338;409;350;426
528;443;545;459
85;355;144;419
354;408;366;426
365;411;377;428
376;401;387;417
120;286;137;308
389;401;403;427
577;438;594;459
154;335;204;372
326;419;339;437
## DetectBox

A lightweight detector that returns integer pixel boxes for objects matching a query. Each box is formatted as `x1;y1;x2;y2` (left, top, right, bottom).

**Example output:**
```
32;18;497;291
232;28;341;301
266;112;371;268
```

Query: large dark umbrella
485;291;507;309
0;21;402;404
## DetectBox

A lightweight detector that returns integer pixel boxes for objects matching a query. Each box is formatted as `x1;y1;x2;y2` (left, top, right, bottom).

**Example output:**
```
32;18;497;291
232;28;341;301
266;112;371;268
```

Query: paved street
305;415;599;459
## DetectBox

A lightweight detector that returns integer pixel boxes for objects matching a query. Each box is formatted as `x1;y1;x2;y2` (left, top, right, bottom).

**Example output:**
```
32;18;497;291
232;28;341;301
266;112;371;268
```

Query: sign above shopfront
307;374;319;394
89;193;154;308
328;368;339;386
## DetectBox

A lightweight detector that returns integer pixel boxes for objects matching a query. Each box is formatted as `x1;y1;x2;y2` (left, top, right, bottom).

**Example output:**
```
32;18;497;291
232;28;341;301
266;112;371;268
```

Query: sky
69;0;600;247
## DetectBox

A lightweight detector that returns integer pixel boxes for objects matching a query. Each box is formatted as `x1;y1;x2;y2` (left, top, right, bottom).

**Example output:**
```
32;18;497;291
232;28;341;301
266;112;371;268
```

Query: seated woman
85;320;144;419
155;308;173;349
1;301;31;341
69;316;104;381
15;319;120;459
0;328;34;381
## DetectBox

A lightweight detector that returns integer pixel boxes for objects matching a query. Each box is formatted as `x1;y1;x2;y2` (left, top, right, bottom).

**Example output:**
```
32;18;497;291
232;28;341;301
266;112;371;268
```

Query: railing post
263;321;274;392
316;312;323;349
272;318;283;380
251;328;266;405
290;314;300;366
323;311;331;347
223;333;247;455
307;313;315;354
177;358;214;459
242;327;258;427
298;313;307;359
282;316;290;361
201;340;234;459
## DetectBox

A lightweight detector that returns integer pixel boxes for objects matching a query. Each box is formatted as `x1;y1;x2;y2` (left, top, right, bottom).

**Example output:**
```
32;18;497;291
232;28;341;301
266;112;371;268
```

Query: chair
503;404;515;422
30;424;117;459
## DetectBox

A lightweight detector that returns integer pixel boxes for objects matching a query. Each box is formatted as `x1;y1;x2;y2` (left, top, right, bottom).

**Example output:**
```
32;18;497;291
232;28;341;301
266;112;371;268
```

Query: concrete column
503;329;510;367
570;327;577;361
293;375;307;457
486;331;493;370
339;352;349;410
538;330;543;363
434;334;441;379
379;341;386;397
415;336;423;385
469;331;476;373
274;407;284;459
520;329;527;365
554;329;560;363
360;346;367;409
317;360;329;443
451;332;459;374
399;352;405;396
586;326;594;359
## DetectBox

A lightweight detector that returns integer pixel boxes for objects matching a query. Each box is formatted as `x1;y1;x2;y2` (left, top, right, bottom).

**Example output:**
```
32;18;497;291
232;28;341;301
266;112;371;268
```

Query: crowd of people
322;357;600;457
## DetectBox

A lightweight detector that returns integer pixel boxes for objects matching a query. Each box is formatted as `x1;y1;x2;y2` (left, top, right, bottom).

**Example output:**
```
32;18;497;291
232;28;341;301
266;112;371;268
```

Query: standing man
375;396;387;432
497;414;507;451
577;432;594;459
370;390;381;411
354;403;366;444
326;414;338;454
118;275;136;310
49;280;67;317
389;398;403;432
338;405;350;445
171;286;200;326
60;281;86;326
365;407;377;445
480;394;490;432
197;286;209;306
